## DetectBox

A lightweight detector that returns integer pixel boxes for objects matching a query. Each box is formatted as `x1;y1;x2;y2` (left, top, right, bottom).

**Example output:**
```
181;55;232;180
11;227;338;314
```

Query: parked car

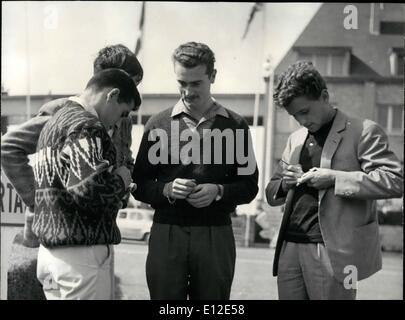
116;208;154;243
377;198;403;225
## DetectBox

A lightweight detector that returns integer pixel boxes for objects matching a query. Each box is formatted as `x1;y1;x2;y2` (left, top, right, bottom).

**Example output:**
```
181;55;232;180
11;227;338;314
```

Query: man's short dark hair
93;44;143;83
172;42;216;76
273;61;327;108
85;68;141;110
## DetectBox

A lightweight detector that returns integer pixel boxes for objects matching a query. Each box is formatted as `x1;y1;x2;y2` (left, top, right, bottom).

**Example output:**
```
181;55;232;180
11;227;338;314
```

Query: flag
135;1;145;56
242;3;263;40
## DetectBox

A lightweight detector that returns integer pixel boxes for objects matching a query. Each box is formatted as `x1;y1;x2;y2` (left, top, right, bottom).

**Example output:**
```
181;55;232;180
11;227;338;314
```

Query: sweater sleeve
131;128;168;208
111;117;135;173
265;133;293;206
59;130;128;214
1;115;50;208
0;98;67;208
220;120;259;206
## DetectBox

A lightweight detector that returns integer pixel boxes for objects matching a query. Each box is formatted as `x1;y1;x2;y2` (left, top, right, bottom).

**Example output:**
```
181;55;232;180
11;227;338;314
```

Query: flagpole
25;2;31;120
252;3;266;128
265;65;275;190
258;4;269;211
136;1;145;125
252;93;259;127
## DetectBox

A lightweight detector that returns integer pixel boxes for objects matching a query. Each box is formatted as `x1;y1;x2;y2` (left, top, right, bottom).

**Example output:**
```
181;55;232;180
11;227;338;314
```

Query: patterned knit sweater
32;101;125;247
1;97;134;210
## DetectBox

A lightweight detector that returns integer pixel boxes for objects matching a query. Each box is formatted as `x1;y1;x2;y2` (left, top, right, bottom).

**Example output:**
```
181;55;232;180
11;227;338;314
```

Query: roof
275;3;404;77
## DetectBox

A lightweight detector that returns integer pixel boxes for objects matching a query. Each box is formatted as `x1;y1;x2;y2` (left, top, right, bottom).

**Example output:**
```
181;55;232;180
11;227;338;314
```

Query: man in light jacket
266;61;403;300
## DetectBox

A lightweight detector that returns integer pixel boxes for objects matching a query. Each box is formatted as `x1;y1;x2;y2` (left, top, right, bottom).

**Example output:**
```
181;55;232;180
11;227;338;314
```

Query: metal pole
244;214;251;248
137;1;145;125
265;70;275;187
252;93;260;127
25;2;31;120
253;3;266;129
259;76;270;205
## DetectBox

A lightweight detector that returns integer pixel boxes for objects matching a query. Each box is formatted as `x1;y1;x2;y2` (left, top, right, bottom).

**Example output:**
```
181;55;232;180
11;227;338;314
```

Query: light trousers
37;244;114;300
277;241;357;300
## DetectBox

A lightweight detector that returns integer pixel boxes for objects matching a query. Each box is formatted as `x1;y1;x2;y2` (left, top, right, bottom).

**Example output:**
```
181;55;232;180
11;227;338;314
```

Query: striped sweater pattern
32;101;126;247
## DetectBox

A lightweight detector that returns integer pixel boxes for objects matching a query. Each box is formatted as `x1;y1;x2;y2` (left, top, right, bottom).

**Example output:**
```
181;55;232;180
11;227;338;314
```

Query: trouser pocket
90;245;111;268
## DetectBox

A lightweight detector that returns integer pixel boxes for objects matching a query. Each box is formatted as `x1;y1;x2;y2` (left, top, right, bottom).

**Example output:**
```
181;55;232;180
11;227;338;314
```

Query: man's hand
297;168;336;190
23;207;39;248
165;178;197;200
281;164;304;192
186;183;218;208
119;190;131;209
114;166;132;189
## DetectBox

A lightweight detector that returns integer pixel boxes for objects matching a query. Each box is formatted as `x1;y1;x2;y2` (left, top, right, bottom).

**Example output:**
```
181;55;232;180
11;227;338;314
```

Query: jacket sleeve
265;134;292;206
0;98;67;208
220;121;259;206
131;128;168;208
59;131;127;214
1;115;50;208
334;121;403;199
112;117;135;172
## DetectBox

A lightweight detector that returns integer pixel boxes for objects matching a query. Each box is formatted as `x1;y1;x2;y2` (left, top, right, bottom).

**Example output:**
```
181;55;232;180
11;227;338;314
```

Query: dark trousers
146;222;236;300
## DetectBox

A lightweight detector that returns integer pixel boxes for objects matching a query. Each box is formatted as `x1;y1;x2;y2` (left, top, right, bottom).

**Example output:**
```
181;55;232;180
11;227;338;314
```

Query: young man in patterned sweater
1;44;143;248
30;69;140;299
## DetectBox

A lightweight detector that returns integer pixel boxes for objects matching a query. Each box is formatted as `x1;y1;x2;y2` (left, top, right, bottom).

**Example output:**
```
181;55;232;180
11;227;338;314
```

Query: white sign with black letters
1;171;25;300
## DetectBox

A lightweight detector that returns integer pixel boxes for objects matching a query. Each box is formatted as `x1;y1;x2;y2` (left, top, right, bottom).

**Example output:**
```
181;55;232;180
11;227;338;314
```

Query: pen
280;159;290;166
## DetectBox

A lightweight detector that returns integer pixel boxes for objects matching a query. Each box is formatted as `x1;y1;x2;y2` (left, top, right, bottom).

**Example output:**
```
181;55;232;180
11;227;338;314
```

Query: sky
1;2;321;95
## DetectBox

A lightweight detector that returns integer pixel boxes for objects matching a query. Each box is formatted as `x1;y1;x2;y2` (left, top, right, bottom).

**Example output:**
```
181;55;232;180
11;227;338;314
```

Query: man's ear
106;88;120;102
210;69;217;84
320;89;329;104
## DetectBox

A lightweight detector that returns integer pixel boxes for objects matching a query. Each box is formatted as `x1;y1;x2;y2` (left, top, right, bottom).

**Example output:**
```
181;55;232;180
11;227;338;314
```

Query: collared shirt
285;112;337;243
171;98;229;136
68;96;98;119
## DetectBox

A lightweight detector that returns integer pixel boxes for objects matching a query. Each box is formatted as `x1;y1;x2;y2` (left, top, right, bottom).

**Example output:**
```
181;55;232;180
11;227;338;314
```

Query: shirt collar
68;96;99;119
171;98;229;120
312;108;337;137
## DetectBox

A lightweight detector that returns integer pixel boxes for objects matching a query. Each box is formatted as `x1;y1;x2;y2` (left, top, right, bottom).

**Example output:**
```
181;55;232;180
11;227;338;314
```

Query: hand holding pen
279;159;304;191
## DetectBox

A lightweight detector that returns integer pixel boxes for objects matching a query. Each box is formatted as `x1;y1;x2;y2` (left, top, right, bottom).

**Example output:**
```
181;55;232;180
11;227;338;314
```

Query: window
298;53;347;76
4;115;28;127
380;22;405;35
376;105;404;134
294;47;351;76
389;48;404;76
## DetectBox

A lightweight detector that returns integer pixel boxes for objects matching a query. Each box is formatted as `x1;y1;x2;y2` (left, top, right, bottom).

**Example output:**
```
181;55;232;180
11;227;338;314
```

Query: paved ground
114;240;403;300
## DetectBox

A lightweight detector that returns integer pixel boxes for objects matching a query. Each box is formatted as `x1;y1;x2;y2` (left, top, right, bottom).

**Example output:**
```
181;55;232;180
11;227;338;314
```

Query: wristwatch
215;184;224;201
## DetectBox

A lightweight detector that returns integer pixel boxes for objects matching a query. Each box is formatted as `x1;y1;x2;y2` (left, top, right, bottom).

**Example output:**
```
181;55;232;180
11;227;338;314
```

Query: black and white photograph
1;1;403;308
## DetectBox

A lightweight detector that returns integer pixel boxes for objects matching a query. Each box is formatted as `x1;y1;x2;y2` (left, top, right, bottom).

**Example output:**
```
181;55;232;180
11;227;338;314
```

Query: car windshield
128;212;141;220
118;209;153;221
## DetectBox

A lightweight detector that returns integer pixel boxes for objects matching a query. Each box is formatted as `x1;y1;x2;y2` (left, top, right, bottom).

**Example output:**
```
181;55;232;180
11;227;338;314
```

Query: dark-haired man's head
274;61;334;133
84;68;141;129
93;44;144;86
172;42;217;111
